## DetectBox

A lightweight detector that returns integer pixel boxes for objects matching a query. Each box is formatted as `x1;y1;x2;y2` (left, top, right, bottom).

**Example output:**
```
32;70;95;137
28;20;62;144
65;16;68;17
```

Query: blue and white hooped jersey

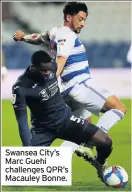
45;26;91;95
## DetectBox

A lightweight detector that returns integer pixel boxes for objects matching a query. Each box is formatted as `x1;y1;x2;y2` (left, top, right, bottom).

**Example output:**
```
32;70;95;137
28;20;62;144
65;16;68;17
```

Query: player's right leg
57;115;113;184
73;108;94;155
81;128;112;184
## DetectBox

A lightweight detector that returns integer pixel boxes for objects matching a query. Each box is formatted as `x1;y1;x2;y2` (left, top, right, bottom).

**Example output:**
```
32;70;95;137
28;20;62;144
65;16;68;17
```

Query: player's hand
13;30;25;41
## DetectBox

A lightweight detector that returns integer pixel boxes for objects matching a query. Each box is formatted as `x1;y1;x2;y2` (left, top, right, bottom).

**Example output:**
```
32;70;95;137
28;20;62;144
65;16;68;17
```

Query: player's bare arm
56;56;67;78
13;30;50;45
55;30;75;78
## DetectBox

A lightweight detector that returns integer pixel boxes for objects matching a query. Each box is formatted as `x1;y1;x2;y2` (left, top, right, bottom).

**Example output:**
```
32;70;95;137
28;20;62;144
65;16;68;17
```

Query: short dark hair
63;2;88;20
31;50;51;67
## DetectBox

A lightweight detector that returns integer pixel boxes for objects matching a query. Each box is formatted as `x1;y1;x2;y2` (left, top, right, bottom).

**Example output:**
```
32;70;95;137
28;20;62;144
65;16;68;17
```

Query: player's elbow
97;132;113;152
34;39;42;45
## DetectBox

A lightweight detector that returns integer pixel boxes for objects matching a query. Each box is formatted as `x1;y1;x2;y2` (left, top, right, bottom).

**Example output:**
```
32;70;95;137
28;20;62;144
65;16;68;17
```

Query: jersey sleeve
12;86;26;110
48;27;58;40
41;31;50;44
56;29;75;58
41;27;58;43
11;86;31;146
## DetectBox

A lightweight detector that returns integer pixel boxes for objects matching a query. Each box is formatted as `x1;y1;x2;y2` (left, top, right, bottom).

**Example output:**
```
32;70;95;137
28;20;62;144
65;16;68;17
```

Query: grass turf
2;99;131;191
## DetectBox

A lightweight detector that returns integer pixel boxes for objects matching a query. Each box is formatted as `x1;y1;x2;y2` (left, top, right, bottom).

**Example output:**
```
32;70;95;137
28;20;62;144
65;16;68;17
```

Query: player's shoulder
49;25;75;40
12;79;24;95
12;70;30;91
57;26;75;37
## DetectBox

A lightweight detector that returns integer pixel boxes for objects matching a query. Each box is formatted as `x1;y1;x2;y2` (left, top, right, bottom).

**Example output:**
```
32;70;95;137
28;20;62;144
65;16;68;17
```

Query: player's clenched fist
13;30;25;41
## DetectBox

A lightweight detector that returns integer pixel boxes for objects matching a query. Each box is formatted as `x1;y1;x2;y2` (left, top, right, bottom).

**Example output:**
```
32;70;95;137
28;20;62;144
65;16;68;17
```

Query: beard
74;28;81;34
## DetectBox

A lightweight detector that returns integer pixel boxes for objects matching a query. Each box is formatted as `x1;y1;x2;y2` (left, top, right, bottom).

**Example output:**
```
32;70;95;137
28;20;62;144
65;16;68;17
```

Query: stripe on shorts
83;82;107;101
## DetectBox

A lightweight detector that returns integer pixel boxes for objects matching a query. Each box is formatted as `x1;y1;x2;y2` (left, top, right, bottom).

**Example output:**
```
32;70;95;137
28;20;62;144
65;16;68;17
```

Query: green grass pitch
2;99;131;191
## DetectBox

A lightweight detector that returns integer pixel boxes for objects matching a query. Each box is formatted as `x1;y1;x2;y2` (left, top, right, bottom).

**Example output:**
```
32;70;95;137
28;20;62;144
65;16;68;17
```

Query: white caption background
1;147;72;186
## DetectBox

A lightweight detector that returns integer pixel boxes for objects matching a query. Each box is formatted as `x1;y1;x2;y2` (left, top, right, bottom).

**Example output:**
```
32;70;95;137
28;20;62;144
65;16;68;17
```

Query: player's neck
64;22;74;32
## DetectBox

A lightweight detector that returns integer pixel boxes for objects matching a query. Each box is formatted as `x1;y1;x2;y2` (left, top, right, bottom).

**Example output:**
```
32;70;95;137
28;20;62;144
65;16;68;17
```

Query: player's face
40;70;52;78
32;62;52;78
71;11;87;34
34;68;52;79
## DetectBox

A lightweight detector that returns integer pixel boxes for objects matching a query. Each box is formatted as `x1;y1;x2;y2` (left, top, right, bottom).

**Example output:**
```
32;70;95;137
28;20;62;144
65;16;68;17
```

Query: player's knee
114;99;127;115
87;116;92;123
104;136;112;149
92;128;112;150
120;105;127;115
105;96;127;115
97;133;113;151
101;136;113;155
115;103;127;115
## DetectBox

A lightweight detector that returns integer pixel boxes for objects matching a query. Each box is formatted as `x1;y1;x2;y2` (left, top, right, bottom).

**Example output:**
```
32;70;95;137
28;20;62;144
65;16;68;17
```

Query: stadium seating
2;2;131;69
9;2;131;42
3;41;130;69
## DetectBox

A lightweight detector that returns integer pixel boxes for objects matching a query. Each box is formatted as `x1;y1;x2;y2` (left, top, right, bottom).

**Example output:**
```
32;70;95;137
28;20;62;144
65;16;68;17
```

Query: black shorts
31;114;99;146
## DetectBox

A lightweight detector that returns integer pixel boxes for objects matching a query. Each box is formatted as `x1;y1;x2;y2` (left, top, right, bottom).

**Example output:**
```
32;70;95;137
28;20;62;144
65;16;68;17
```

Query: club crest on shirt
11;94;16;104
49;72;54;79
39;89;49;100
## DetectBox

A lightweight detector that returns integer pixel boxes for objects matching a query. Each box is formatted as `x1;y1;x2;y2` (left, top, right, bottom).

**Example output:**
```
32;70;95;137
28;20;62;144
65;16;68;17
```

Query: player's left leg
96;95;127;133
57;115;113;184
69;79;127;134
84;128;112;184
84;79;127;133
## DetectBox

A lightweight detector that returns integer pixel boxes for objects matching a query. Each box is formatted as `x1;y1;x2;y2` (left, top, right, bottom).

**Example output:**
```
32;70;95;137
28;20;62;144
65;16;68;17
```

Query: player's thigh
57;115;98;145
69;80;113;116
31;128;56;146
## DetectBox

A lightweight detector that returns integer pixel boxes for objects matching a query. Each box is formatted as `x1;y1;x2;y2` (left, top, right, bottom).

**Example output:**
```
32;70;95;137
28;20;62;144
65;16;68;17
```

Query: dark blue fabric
12;68;72;133
14;109;31;146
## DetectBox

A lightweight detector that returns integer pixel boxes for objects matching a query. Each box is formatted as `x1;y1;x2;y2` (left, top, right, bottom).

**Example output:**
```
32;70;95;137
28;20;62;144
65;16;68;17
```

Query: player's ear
30;64;36;72
66;14;72;22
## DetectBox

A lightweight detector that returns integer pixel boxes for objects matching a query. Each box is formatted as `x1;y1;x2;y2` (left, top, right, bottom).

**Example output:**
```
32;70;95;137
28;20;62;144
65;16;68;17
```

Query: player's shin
91;129;113;164
95;135;113;165
86;129;113;183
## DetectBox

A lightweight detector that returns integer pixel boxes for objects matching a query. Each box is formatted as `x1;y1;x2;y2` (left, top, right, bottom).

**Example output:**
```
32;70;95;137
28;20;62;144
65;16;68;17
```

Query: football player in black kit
12;50;112;184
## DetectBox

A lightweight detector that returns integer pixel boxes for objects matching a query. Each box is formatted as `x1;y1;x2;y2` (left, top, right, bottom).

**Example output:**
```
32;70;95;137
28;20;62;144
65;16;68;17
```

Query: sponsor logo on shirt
32;83;38;88
58;39;66;43
49;72;54;79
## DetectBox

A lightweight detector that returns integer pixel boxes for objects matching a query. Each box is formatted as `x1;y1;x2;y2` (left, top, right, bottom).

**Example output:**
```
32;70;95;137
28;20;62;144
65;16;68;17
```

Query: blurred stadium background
2;2;131;192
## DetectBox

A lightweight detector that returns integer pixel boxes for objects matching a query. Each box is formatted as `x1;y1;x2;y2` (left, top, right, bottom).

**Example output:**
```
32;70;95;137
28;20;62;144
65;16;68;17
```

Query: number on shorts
70;115;84;124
